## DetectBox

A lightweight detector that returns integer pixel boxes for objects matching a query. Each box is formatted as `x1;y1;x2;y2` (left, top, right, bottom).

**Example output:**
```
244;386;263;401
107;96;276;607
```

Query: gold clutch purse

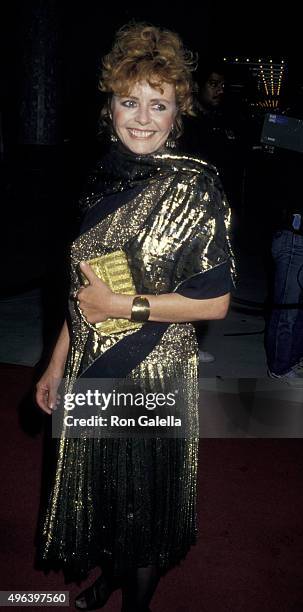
78;250;142;336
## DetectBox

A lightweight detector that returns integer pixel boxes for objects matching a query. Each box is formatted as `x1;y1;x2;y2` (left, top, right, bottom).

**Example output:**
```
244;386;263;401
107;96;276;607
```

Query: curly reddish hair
98;22;198;138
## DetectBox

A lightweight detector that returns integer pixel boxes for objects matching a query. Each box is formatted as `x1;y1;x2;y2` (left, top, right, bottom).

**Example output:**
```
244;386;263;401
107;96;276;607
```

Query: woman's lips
127;128;156;139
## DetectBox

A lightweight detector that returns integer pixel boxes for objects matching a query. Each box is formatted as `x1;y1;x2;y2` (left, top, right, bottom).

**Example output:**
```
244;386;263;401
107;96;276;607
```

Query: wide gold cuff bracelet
131;296;150;323
77;250;142;336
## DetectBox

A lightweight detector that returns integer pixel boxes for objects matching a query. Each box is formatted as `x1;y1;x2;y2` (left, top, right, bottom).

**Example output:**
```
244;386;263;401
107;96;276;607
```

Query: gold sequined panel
40;324;199;577
129;322;199;437
68;173;176;370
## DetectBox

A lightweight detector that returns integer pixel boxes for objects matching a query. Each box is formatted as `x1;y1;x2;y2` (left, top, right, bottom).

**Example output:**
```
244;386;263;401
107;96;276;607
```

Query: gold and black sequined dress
39;148;234;578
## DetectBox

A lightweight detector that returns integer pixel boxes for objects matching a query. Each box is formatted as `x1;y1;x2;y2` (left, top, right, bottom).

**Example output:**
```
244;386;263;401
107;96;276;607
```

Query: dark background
1;2;300;153
0;1;300;299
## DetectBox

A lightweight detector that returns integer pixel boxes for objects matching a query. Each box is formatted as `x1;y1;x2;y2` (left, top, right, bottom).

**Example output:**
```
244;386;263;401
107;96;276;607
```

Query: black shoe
75;573;120;610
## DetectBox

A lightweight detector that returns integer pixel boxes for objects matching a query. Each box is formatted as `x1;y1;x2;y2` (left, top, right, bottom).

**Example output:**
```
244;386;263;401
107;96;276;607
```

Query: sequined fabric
40;325;199;578
39;150;233;578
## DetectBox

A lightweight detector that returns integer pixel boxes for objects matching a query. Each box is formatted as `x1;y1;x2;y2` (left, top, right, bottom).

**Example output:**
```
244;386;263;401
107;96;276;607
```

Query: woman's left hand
76;262;113;323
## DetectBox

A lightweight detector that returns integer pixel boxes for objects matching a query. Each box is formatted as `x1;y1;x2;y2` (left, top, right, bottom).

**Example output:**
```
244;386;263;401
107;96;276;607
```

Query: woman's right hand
36;365;64;415
36;320;70;414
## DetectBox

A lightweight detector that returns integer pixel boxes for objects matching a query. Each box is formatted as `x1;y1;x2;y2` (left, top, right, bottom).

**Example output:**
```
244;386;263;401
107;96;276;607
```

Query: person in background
180;60;243;364
180;60;244;208
264;94;303;384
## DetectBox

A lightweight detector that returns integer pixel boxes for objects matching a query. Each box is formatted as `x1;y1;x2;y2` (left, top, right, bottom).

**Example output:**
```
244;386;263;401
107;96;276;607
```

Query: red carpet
1;363;303;612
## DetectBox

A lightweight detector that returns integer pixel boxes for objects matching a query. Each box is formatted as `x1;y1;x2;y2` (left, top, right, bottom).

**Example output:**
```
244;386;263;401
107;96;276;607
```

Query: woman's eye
153;104;166;111
121;100;137;108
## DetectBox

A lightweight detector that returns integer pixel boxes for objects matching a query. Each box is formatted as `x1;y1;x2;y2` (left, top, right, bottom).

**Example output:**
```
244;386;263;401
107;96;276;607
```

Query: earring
166;126;176;149
110;133;118;143
166;137;176;149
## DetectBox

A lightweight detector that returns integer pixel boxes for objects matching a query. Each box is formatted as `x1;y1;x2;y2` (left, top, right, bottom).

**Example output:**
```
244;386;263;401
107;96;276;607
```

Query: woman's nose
135;105;151;125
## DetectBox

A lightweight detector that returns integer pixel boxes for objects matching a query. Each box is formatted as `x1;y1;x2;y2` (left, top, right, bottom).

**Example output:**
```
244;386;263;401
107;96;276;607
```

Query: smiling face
111;80;177;155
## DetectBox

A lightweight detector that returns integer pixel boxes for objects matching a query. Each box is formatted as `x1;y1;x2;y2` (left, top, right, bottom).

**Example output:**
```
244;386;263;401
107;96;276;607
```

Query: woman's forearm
49;320;70;372
108;292;230;323
76;264;231;325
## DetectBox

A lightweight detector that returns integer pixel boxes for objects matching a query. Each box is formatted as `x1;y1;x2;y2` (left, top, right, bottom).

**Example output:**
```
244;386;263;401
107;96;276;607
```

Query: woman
36;23;234;612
